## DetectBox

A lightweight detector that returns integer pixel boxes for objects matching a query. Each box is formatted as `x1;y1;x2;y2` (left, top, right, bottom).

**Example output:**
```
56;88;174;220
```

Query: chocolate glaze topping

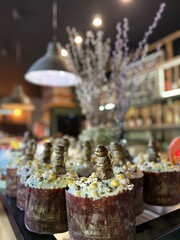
81;140;92;162
21;131;31;155
53;145;66;174
61;138;70;152
95;145;114;180
42;142;52;164
147;139;161;162
22;139;37;162
110;142;126;166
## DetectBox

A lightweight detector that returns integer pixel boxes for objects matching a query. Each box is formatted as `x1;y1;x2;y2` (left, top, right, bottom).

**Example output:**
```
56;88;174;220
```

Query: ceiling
0;0;179;98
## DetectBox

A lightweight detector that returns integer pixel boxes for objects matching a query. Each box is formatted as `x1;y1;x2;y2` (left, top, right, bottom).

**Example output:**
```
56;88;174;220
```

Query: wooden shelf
124;124;180;132
131;95;180;107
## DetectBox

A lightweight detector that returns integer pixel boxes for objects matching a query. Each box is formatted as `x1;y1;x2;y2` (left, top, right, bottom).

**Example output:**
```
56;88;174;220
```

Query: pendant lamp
1;85;35;111
24;0;78;87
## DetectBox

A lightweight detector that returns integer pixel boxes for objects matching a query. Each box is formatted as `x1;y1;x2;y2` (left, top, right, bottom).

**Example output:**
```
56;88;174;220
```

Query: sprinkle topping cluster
140;161;179;173
17;160;40;183
114;162;143;179
68;172;134;200
68;145;134;200
25;169;69;189
25;144;78;189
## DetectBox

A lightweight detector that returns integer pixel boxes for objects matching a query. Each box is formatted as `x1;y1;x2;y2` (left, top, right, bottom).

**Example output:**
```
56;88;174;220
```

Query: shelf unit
123;31;180;145
124;124;180;132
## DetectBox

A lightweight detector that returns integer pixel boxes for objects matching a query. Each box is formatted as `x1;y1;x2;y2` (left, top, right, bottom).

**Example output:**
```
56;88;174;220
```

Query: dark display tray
0;189;180;240
155;227;180;240
0;189;56;240
136;209;180;240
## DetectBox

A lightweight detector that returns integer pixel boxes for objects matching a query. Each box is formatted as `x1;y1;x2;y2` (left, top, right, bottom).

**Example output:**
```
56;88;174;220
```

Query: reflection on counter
0;201;17;240
145;203;180;215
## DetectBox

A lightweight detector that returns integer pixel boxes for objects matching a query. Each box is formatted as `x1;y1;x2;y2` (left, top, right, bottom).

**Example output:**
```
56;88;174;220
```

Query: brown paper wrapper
143;171;180;206
6;168;18;198
66;190;135;240
16;176;27;210
25;187;68;234
130;176;144;216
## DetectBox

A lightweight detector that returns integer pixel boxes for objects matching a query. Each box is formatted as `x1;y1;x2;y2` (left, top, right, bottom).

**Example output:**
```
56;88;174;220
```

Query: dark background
0;0;179;98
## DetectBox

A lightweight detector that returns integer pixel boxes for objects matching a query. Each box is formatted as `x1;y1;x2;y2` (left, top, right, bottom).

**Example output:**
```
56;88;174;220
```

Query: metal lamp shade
1;85;35;111
24;42;78;87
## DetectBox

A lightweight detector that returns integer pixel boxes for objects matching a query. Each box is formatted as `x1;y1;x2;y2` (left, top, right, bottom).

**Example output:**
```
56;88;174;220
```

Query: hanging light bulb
13;108;22;117
61;48;68;57
105;103;115;110
74;35;83;44
99;105;105;111
24;0;78;87
120;0;132;4
92;15;103;27
1;85;35;111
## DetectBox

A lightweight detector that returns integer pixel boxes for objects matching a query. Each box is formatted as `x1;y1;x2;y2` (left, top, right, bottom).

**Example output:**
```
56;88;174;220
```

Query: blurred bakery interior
0;0;180;240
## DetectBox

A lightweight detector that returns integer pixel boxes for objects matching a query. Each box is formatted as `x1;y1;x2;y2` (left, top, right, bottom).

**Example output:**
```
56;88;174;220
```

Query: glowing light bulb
121;0;132;3
13;108;22;117
61;48;68;57
99;105;105;111
105;103;115;110
74;35;83;44
92;16;103;27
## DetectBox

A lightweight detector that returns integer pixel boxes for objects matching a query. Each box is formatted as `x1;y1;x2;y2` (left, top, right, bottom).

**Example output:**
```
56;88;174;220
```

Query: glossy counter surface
0;189;179;240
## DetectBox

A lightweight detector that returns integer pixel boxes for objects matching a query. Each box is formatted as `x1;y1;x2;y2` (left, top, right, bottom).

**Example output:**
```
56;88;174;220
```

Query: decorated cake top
72;141;93;167
60;138;70;153
54;137;70;162
140;160;179;172
68;145;134;200
21;131;31;155
21;139;37;163
114;162;143;179
41;141;53;164
26;145;77;189
68;136;78;154
66;140;94;176
25;169;68;189
139;140;179;172
81;140;92;162
147;139;161;162
110;142;126;166
7;138;36;169
17;139;37;179
52;145;66;174
18;161;39;183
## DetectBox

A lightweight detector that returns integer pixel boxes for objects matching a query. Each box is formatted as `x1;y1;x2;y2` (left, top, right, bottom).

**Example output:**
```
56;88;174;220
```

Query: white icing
68;147;79;158
140;161;180;173
26;169;78;189
114;162;143;179
67;172;134;200
17;161;40;183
